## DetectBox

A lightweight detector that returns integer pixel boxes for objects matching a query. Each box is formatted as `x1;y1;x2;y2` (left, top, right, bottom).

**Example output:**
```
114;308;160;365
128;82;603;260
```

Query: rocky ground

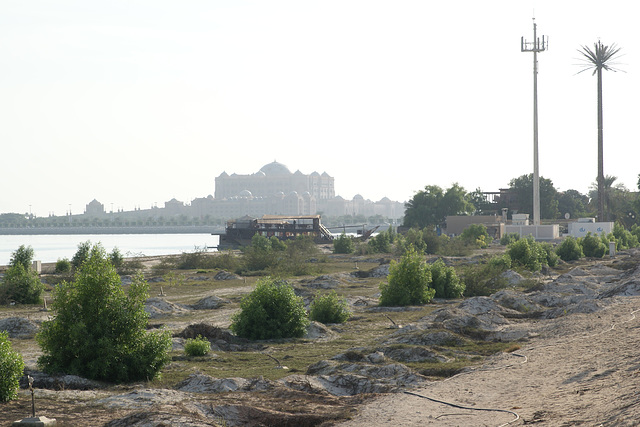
2;249;640;426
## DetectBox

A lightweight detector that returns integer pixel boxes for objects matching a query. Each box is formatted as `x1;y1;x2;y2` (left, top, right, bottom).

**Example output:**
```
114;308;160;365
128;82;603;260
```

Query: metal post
521;19;547;226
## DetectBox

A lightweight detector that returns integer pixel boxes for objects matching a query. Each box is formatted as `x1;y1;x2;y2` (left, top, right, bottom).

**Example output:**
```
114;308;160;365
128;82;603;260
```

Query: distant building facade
214;161;335;201
77;161;404;222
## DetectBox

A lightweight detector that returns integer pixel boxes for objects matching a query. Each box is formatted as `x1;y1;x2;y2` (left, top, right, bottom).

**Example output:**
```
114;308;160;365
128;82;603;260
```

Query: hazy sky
1;1;638;217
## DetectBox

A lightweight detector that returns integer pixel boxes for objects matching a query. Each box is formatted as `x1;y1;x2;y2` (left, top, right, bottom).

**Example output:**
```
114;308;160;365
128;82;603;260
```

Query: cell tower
521;18;547;226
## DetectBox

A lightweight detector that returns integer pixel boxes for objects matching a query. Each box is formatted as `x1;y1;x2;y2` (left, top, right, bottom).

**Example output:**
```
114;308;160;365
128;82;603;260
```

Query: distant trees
506;174;559;219
403;183;474;229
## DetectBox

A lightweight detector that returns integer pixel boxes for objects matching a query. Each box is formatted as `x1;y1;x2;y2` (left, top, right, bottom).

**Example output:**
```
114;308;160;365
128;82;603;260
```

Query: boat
213;215;334;248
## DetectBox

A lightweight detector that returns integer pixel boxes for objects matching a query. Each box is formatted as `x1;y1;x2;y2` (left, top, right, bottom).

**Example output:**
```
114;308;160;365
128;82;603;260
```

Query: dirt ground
3;251;640;426
337;294;640;426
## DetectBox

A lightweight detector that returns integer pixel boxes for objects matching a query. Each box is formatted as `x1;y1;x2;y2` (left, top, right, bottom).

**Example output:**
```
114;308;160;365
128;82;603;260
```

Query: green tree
37;244;171;383
507;174;559;219
557;189;590;220
230;277;309;340
0;331;25;402
578;40;623;222
9;245;35;271
71;240;92;270
379;247;435;306
403;183;474;229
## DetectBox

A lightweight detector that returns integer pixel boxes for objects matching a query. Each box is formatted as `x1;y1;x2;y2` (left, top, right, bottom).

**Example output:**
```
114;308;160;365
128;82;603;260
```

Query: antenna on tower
521;18;547;227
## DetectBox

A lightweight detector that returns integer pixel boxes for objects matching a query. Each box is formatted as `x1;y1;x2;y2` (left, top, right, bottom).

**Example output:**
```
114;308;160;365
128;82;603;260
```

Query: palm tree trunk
597;67;605;221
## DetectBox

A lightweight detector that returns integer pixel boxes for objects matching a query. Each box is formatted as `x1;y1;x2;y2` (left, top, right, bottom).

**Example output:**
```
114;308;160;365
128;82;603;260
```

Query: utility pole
521;18;547;226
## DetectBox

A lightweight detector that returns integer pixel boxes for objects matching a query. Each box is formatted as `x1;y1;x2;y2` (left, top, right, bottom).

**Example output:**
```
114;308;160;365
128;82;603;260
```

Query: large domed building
214;161;335;202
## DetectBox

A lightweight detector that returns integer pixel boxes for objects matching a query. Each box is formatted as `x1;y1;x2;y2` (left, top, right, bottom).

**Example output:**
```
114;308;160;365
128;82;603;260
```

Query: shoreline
0;225;223;235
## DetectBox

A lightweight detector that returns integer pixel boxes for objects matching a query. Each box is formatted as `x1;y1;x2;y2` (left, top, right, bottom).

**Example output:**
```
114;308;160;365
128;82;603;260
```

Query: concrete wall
445;215;502;236
568;222;614;238
505;224;560;240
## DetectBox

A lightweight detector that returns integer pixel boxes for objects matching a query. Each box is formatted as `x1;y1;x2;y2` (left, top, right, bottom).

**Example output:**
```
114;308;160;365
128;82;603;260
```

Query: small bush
540;242;559;267
309;291;351;324
613;223;639;250
184;335;211;356
460;224;490;248
500;233;520;246
580;233;607;258
379;247;435;306
333;234;355;254
55;258;72;274
429;259;464;298
462;255;512;297
0;264;44;304
0;331;25;402
394;228;427;256
507;236;547;272
109;247;124;271
556;237;583;262
230;277;309;340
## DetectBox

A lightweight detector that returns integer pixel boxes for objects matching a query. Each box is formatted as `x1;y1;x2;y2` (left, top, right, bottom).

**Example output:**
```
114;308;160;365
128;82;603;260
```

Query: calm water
0;234;220;266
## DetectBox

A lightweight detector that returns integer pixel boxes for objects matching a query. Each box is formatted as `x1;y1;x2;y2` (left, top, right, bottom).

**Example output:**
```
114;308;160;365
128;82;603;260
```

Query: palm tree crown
577;41;623;222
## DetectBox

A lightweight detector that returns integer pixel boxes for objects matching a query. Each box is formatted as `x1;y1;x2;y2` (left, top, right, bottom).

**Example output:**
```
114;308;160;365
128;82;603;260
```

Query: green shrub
10;245;34;271
230;277;309;340
55;258;72;274
429;259;464;298
333;234;355;254
184;335;211;356
580;233;607;258
556;236;583;262
499;232;520;246
540;242;559;267
394;228;427;256
37;243;171;383
461;256;510;297
309;291;351;324
507;236;547;272
436;237;473;257
488;253;512;270
612;223;639;250
0;263;44;304
242;235;284;272
379;247;435;306
109;247;124;271
423;229;449;255
0;331;24;402
460;224;490;248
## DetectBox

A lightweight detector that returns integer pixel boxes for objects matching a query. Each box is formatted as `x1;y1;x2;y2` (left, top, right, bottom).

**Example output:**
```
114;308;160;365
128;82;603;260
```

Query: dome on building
260;161;291;176
353;194;364;200
238;190;253;198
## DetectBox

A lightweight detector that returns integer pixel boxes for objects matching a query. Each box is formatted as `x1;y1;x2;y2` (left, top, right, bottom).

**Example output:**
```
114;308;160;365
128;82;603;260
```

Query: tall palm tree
577;41;623;222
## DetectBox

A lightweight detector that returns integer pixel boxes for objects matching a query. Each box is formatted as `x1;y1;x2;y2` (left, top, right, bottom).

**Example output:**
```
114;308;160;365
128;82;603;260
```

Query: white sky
1;1;638;217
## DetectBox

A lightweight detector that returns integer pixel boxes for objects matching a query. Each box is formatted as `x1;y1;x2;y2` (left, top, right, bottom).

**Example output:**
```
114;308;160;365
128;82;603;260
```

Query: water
0;234;220;266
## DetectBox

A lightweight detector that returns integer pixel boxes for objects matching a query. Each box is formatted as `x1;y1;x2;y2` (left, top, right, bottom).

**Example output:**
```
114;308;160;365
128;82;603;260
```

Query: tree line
403;173;640;229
